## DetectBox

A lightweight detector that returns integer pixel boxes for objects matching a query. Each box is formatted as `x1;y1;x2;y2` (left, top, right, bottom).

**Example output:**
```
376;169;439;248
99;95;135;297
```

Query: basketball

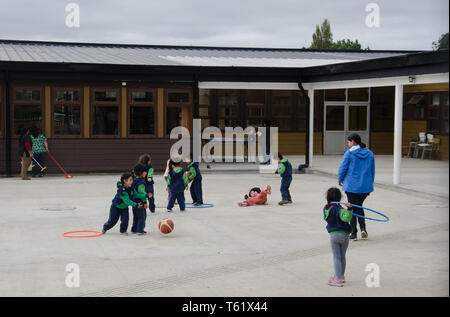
158;218;174;234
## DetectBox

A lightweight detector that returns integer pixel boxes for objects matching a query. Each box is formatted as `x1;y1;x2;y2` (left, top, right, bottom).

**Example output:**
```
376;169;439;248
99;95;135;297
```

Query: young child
166;159;189;212
186;154;203;206
238;185;271;207
102;173;142;235
272;153;293;205
138;153;155;213
323;187;353;287
131;163;151;235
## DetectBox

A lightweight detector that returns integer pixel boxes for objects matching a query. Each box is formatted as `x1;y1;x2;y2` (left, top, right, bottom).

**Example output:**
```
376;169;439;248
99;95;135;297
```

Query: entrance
323;102;370;154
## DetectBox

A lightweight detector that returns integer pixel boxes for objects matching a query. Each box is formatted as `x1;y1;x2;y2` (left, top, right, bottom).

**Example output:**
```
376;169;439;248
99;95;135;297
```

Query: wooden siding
0;138;177;175
370;132;394;154
404;83;449;93
277;132;323;155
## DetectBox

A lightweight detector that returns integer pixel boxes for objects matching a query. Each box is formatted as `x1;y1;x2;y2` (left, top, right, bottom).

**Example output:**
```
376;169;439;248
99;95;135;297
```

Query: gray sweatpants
330;233;349;279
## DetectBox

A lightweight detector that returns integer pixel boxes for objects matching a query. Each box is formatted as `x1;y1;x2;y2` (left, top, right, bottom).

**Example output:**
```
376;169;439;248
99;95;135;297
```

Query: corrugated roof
0;39;418;68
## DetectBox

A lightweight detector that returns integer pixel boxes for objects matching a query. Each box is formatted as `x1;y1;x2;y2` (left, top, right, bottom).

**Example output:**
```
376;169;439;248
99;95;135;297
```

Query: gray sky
0;0;448;50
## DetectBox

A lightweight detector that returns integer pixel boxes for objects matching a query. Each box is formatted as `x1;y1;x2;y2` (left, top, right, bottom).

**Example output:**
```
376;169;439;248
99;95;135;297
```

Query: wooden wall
277;132;323;155
370;132;394;155
0;138;177;175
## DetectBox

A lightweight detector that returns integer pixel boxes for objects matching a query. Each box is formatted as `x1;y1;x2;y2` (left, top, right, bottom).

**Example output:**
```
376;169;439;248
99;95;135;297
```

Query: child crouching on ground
102;173;142;235
323;187;353;287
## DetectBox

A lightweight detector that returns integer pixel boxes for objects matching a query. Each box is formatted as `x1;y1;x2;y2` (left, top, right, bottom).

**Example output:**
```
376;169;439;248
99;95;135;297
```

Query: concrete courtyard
0;155;448;297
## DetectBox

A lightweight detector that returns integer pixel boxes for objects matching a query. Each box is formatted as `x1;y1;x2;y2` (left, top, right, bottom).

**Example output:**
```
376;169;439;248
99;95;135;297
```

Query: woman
30;126;49;177
17;125;33;180
337;133;375;241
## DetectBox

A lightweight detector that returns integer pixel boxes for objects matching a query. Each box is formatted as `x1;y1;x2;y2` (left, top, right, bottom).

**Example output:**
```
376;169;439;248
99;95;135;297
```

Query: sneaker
327;277;344;287
101;229;106;234
278;200;289;205
131;231;136;234
361;230;368;239
287;199;293;204
167;209;172;213
350;233;357;241
121;232;128;236
137;232;147;235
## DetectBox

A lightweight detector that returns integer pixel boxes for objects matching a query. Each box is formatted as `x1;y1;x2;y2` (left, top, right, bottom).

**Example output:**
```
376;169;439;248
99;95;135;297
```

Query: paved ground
0;155;448;297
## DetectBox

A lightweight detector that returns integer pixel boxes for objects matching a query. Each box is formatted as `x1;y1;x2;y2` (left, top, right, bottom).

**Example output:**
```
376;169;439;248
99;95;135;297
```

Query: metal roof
0;39;417;68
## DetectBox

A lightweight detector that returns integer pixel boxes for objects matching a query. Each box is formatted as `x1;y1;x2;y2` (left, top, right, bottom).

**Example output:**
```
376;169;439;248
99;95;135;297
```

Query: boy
167;159;189;212
137;154;155;213
131;163;151;235
186;154;203;206
102;173;142;235
272;153;293;205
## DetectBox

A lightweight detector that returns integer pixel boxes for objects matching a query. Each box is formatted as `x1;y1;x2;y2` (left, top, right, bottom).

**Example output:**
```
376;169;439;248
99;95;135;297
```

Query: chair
418;134;434;159
406;136;419;158
413;132;427;158
423;137;440;160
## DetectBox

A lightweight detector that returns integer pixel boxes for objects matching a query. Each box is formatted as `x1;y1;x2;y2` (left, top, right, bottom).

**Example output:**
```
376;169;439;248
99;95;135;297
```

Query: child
272;153;293;205
238;185;271;207
186;154;203;206
166;159;189;212
323;187;353;287
102;173;142;235
138;153;155;213
131;163;151;235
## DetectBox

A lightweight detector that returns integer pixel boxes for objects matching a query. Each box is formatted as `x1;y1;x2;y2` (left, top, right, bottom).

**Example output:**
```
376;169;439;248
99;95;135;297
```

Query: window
348;88;369;102
217;90;239;130
325;89;346;101
165;89;192;135
428;91;449;136
246;90;266;127
199;89;211;130
372;87;394;132
404;93;426;120
129;89;156;135
13;87;43;135
297;90;307;132
272;90;293;131
91;88;120;136
53;88;82;136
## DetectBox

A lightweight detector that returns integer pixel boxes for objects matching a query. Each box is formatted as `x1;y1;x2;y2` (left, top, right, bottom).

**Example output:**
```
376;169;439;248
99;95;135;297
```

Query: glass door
324;103;347;154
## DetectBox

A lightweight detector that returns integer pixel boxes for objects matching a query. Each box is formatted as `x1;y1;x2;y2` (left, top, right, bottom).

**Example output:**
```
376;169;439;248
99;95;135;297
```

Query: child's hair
133;163;148;178
168;159;180;172
324;187;342;210
138;153;151;165
120;172;133;184
249;187;261;197
347;133;366;148
277;153;283;160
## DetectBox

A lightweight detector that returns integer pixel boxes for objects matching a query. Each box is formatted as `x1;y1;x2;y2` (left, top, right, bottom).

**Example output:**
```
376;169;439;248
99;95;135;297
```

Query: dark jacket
112;182;137;209
18;134;33;157
168;167;188;192
323;204;353;234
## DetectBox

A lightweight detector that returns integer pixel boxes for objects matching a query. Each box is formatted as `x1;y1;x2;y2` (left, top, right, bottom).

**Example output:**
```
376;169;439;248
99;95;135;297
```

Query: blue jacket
324;204;352;234
338;145;375;194
131;178;148;204
112;182;136;209
168;167;189;193
187;162;202;182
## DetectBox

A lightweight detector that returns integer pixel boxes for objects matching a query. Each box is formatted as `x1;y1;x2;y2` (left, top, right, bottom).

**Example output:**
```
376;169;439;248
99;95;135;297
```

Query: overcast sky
0;0;448;50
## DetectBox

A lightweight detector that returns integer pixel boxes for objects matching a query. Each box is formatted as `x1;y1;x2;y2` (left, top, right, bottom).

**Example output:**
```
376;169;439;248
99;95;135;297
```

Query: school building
0;39;448;183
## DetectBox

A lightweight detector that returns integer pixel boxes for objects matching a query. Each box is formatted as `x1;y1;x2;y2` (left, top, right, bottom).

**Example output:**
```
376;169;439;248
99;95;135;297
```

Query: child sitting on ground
238;185;271;207
102;173;142;235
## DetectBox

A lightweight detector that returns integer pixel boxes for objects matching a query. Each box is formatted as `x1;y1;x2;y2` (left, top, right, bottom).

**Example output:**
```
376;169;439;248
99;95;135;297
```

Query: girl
323;187;352;287
102;173;142;235
138;153;155;213
238;185;271;207
166;159;189;212
131;163;151;235
338;133;375;241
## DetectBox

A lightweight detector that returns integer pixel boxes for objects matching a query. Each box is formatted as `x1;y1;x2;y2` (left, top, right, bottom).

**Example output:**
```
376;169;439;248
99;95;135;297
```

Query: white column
393;84;403;185
308;88;314;167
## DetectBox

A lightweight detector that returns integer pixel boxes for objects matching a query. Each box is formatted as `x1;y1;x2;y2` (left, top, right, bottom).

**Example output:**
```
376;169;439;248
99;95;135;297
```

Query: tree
308;19;369;51
310;19;333;49
432;32;449;50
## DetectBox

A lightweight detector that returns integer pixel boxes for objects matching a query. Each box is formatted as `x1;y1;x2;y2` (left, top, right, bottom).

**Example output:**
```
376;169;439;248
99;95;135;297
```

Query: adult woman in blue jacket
338;133;375;241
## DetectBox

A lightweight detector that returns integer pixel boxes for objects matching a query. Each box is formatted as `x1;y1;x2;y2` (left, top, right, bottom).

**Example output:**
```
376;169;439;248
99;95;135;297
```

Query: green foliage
432;33;449;50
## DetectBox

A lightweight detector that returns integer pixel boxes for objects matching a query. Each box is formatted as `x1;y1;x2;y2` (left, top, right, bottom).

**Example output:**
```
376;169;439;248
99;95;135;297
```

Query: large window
91;88;120;136
13;87;43;135
129;89;156;135
199;89;211;130
53;88;82;136
296;90;308;132
246;90;266;127
165;89;191;135
404;93;426;121
217;90;239;130
428;91;449;136
271;90;293;131
372;87;394;132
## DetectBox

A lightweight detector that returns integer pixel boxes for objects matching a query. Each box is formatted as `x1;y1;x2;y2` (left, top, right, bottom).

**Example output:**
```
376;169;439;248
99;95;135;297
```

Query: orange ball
158;218;174;234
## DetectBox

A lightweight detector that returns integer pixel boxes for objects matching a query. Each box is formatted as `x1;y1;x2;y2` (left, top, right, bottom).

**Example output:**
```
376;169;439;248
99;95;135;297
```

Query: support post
393;84;403;185
308;88;314;167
